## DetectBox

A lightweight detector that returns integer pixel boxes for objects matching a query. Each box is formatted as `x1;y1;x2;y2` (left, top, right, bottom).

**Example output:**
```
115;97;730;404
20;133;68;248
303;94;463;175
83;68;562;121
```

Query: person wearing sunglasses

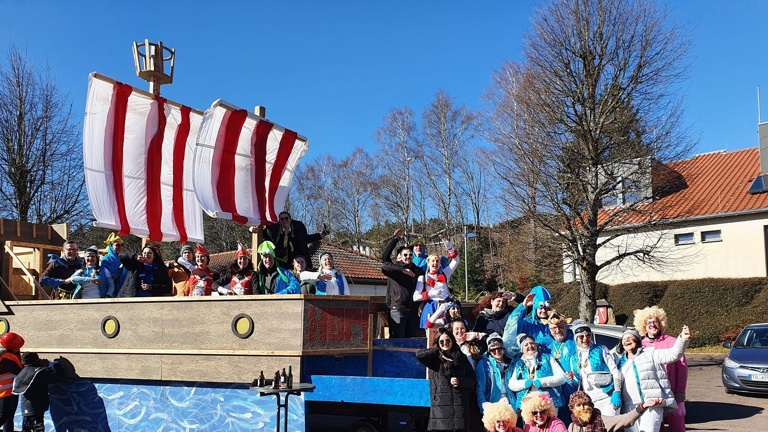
476;333;516;414
417;327;481;431
509;334;567;416
258;211;327;270
520;391;566;432
381;229;424;338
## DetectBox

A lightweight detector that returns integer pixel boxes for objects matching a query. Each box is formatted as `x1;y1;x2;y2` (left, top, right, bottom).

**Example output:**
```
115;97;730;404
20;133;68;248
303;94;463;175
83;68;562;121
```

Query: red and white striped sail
83;73;205;243
193;100;309;226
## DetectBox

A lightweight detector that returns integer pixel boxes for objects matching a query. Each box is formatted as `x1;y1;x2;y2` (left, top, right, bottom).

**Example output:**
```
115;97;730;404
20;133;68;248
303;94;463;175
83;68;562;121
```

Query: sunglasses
279;216;290;221
532;410;547;416
438;339;452;346
489;347;504;353
401;253;413;257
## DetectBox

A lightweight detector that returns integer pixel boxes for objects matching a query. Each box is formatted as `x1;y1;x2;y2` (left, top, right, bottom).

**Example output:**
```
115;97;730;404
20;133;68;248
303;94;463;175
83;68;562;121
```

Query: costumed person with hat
168;244;196;296
634;306;688;432
0;333;23;432
476;333;516;413
39;240;83;300
539;310;578;426
567;391;663;432
413;235;460;329
410;237;450;273
300;252;350;295
186;245;219;296
614;326;691;432
571;320;622;417
256;241;301;294
69;246;115;298
519;391;567;432
514;286;553;343
509;334;567;416
482;400;523;432
116;244;171;297
216;243;256;295
101;233;127;293
12;352;64;432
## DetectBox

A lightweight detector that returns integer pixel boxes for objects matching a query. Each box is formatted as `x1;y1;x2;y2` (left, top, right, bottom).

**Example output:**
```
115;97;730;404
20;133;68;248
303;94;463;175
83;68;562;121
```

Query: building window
674;233;695;245
701;230;722;243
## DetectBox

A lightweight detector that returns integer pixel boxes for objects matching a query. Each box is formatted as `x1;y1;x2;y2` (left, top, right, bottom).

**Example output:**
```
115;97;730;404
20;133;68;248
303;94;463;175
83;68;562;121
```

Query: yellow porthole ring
0;318;8;335
231;314;254;339
101;316;120;338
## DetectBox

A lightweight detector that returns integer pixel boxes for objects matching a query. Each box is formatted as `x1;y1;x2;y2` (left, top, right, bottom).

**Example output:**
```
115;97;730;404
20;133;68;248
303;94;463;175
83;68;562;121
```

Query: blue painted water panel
33;378;306;432
305;376;429;407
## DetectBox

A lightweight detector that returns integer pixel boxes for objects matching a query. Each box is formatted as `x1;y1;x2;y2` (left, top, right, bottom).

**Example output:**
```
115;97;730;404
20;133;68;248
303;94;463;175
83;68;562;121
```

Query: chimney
748;122;768;193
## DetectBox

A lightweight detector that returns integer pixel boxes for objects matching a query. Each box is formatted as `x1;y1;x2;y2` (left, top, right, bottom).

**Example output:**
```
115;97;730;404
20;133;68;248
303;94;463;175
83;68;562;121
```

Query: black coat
381;236;424;310
263;220;321;268
117;253;171;297
12;363;63;415
416;347;478;432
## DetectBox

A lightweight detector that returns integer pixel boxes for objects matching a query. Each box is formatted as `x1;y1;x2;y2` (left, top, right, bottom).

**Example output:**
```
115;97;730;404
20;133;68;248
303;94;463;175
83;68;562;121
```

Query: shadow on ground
686;400;764;424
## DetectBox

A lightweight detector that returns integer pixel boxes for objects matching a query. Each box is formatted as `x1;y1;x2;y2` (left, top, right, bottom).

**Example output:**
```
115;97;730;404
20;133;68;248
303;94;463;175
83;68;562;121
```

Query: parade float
0;41;429;432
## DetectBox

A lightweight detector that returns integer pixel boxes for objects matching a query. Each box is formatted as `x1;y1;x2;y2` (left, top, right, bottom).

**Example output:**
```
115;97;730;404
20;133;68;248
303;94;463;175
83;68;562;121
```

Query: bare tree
375;107;419;230
485;0;694;319
421;91;478;234
332;148;376;249
0;45;87;224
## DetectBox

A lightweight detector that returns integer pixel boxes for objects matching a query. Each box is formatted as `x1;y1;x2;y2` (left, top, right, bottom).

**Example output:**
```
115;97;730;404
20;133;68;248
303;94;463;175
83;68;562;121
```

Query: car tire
349;419;382;432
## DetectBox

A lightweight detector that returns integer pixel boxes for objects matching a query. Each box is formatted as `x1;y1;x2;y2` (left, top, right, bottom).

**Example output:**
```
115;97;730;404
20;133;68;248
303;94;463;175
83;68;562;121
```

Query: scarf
570;408;606;432
479;306;510;321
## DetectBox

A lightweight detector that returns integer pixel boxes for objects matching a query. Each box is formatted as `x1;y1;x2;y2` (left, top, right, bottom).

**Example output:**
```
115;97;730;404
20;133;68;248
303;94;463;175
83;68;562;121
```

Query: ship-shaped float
0;41;430;432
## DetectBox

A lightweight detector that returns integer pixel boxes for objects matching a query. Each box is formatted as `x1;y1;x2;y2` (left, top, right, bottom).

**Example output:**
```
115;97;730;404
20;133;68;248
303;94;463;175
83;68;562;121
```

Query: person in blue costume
300;252;349;295
513;285;553;343
476;333;516;414
571;320;622;417
100;233;127;292
508;333;566;416
538;310;578;426
69;246;116;298
256;241;301;294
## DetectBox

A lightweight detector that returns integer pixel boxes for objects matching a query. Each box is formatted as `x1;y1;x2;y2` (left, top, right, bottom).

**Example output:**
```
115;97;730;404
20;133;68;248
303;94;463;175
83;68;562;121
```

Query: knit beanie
571;319;591;336
487;333;504;353
22;352;40;366
180;244;195;255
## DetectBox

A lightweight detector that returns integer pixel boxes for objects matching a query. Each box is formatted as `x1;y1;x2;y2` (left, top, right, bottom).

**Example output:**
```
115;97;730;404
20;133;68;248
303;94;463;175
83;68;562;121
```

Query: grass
687;345;729;355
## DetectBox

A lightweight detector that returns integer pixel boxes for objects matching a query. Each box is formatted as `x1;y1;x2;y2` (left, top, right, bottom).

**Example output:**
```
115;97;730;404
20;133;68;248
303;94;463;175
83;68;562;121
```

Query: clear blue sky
1;1;766;162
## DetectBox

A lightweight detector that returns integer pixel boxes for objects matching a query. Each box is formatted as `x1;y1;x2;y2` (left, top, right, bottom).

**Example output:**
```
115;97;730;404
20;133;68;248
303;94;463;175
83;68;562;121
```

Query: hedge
533;278;768;348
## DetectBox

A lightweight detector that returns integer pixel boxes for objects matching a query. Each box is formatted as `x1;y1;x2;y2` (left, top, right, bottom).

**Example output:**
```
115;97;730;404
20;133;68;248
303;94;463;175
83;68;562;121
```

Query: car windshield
734;327;768;348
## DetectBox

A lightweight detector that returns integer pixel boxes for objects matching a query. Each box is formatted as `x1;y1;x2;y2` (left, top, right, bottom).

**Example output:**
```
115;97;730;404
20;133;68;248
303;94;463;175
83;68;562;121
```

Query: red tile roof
605;147;768;226
207;240;386;281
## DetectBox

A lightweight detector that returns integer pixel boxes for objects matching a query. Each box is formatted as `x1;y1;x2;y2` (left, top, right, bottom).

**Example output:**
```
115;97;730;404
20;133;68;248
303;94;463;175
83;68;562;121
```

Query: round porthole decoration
0;318;8;335
101;316;120;338
231;314;254;339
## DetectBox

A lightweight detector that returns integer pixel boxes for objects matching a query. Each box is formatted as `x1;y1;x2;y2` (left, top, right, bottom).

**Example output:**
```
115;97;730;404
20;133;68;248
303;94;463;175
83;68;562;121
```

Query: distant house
209;240;387;296
564;147;768;284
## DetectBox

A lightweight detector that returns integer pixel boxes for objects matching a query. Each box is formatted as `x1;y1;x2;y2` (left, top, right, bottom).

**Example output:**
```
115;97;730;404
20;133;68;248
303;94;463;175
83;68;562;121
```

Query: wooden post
251;105;267;253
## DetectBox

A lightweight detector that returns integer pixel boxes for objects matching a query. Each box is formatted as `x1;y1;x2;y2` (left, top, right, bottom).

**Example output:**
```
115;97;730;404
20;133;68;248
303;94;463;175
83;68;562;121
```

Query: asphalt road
685;354;768;431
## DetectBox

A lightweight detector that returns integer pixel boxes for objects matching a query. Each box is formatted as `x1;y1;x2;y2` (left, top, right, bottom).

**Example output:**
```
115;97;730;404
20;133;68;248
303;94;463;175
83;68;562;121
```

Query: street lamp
464;225;477;301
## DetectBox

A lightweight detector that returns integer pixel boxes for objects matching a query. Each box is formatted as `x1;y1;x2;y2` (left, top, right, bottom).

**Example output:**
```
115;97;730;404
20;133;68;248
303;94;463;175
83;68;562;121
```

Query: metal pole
464;225;468;302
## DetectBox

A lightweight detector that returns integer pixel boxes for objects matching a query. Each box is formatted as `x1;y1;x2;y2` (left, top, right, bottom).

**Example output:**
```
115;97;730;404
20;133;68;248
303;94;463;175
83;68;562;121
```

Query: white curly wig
482;400;517;431
633;305;668;337
520;391;557;424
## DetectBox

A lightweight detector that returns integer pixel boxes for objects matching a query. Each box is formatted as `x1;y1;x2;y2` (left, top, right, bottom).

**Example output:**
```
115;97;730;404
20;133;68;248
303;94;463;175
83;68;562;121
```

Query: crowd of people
379;231;691;432
38;211;348;300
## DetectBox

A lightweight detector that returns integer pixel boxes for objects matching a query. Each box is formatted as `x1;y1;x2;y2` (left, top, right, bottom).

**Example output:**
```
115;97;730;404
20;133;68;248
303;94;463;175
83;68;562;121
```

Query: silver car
722;323;768;394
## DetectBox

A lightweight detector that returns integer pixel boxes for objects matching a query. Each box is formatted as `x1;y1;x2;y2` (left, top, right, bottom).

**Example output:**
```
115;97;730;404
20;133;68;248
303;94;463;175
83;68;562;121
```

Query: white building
564;147;768;284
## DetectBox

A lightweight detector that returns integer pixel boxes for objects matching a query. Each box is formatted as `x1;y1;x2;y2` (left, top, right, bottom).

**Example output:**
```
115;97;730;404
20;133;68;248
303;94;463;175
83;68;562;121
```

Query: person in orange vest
0;332;24;432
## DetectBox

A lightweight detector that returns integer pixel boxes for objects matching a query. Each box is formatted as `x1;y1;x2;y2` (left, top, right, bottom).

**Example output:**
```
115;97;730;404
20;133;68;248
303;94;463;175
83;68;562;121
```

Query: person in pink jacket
634;306;687;432
520;391;567;432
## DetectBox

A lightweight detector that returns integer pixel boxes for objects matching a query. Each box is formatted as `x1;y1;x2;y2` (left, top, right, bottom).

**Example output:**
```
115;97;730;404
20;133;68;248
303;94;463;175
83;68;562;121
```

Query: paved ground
685;353;768;431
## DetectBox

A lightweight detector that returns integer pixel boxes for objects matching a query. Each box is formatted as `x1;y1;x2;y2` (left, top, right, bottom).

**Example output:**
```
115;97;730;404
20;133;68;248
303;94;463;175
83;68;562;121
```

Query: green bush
532;278;768;348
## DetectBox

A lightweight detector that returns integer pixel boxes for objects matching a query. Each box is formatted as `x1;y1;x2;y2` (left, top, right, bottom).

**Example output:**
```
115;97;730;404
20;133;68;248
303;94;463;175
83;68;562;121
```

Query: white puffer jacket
619;336;688;411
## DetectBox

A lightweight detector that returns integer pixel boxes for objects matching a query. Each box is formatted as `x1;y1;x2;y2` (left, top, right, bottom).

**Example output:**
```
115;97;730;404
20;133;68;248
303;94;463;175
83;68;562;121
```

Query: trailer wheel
349;419;382;432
